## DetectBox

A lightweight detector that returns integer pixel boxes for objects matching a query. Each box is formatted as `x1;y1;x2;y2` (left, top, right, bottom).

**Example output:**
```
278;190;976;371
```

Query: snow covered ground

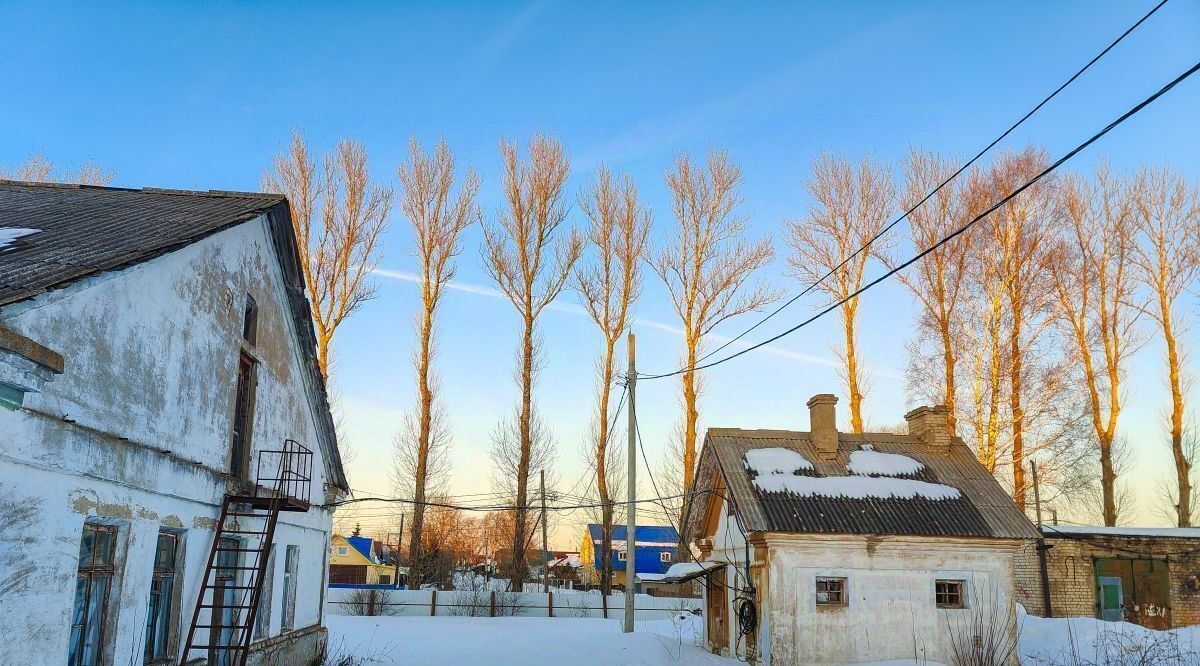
326;607;1200;665
1018;607;1200;664
325;613;735;665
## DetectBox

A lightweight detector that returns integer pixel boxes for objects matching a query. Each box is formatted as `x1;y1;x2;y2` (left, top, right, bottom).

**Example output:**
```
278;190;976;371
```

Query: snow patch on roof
0;227;39;251
847;447;925;477
744;447;813;475
752;473;961;501
1043;525;1200;539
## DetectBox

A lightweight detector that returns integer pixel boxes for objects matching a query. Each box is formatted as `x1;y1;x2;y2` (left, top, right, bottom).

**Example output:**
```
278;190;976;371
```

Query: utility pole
541;469;549;592
624;332;637;633
1031;461;1053;618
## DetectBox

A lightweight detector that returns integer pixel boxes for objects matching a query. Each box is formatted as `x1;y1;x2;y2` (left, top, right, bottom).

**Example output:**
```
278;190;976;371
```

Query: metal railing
255;438;313;505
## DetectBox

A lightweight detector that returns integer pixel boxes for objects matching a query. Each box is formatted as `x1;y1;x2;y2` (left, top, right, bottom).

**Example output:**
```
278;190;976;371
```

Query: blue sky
3;1;1198;540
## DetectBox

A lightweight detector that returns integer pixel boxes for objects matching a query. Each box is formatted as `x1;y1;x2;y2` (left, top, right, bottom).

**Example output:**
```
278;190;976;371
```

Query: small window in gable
816;576;846;606
936;579;966;609
659;552;672;563
243;294;258;345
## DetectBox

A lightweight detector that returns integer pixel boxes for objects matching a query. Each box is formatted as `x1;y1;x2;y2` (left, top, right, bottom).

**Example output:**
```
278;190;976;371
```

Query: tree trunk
844;304;864;434
682;343;699;492
408;296;435;586
512;314;535;591
1099;433;1118;526
939;318;957;436
1009;308;1026;513
597;342;616;596
1163;306;1192;527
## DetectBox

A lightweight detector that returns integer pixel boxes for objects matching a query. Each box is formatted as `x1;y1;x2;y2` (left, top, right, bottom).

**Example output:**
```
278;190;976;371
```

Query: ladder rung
204;584;258;590
225;512;267;517
186;645;247;650
200;603;255;609
190;624;251;629
210;565;261;570
222;529;266;535
216;547;265;553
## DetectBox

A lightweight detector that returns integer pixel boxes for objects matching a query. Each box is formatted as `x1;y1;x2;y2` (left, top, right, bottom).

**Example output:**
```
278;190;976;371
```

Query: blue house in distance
579;524;680;589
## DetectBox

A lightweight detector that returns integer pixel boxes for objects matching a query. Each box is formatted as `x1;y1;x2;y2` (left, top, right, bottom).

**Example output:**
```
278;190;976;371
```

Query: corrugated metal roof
0;180;283;306
687;428;1039;541
587;523;679;544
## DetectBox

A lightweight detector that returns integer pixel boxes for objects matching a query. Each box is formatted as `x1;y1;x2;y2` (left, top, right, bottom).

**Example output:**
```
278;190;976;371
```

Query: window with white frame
659;552;671;563
617;550;627;562
815;576;846;606
282;545;298;631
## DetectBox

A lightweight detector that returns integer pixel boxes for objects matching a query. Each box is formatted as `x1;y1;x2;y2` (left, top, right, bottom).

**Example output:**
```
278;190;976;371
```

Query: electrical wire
638;58;1200;381
324;488;720;512
641;0;1173;380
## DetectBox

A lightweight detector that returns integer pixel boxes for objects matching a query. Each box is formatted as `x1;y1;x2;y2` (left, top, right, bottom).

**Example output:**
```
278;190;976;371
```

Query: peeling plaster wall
760;534;1021;665
0;217;335;665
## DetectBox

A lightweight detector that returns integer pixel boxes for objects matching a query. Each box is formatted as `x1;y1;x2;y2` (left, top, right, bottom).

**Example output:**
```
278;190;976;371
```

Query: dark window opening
816;576;846;606
936;580;966;609
70;523;117;666
211;537;240;666
230;352;257;479
144;532;180;662
242;294;258;345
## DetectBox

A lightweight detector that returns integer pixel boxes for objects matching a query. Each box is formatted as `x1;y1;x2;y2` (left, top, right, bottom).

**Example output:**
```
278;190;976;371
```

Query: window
282;545;298;631
211;537;240;666
815;577;846;606
936;580;966;609
659;552;672;563
254;545;275;640
379;574;392;586
337;546;348;556
242;294;258;345
230;352;257;479
69;523;117;666
144;532;180;662
616;550;627;562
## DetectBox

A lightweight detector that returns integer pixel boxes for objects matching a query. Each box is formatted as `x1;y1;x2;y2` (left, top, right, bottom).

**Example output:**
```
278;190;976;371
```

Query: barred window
144;532;180;661
815;577;846;606
936;580;965;609
70;523;118;666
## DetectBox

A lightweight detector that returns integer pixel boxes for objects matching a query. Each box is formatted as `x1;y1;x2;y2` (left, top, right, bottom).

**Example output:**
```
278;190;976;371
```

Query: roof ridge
0;179;283;201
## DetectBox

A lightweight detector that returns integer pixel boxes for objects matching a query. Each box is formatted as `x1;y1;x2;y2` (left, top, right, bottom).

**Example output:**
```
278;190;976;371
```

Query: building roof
1042;525;1200;539
687;428;1040;542
586;524;680;547
345;536;378;562
0;180;348;490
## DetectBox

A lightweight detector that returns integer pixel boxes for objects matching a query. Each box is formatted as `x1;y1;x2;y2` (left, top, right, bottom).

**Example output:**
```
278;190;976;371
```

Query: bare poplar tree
982;148;1059;511
1131;164;1200;527
481;136;584;590
574;168;650;595
1051;166;1144;526
262;131;393;378
893;150;976;435
488;411;559;587
788;152;895;434
395;138;480;585
1;150;114;185
655;150;777;491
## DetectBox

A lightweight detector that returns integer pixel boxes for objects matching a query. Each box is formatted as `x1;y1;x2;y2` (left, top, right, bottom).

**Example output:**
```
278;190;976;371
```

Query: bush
344;589;393;617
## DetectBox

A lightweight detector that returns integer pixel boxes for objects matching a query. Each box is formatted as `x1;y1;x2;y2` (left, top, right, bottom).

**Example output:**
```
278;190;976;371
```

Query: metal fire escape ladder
180;439;313;666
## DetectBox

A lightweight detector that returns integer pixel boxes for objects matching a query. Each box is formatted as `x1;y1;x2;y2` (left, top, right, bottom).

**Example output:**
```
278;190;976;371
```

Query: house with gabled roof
578;523;680;591
0;181;348;665
680;393;1039;664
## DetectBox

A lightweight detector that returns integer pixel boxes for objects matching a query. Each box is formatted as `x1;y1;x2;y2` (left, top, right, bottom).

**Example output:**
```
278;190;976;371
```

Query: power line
324;488;719;512
638;58;1200;381
643;0;1172;380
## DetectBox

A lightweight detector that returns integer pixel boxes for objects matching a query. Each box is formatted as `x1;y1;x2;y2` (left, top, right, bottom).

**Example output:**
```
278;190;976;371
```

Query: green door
1097;576;1123;622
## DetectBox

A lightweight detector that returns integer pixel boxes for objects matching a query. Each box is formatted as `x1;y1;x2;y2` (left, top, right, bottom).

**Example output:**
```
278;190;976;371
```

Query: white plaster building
0;182;348;665
682;394;1039;665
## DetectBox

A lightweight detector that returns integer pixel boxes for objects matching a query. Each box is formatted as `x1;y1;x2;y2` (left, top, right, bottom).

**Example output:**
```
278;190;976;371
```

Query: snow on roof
659;560;726;583
753;473;961;501
847;446;925;477
0;227;39;252
1043;524;1200;539
743;447;813;475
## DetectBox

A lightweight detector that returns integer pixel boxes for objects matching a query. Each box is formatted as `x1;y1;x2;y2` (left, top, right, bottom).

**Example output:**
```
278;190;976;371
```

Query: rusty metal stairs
180;440;313;666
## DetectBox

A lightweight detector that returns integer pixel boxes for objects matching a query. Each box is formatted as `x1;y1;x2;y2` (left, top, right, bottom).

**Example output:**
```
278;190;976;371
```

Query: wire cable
638;58;1200;380
642;0;1172;379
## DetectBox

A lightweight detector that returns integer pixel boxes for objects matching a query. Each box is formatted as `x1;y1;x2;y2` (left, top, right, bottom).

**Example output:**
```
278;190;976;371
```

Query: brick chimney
807;394;839;460
905;405;952;450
